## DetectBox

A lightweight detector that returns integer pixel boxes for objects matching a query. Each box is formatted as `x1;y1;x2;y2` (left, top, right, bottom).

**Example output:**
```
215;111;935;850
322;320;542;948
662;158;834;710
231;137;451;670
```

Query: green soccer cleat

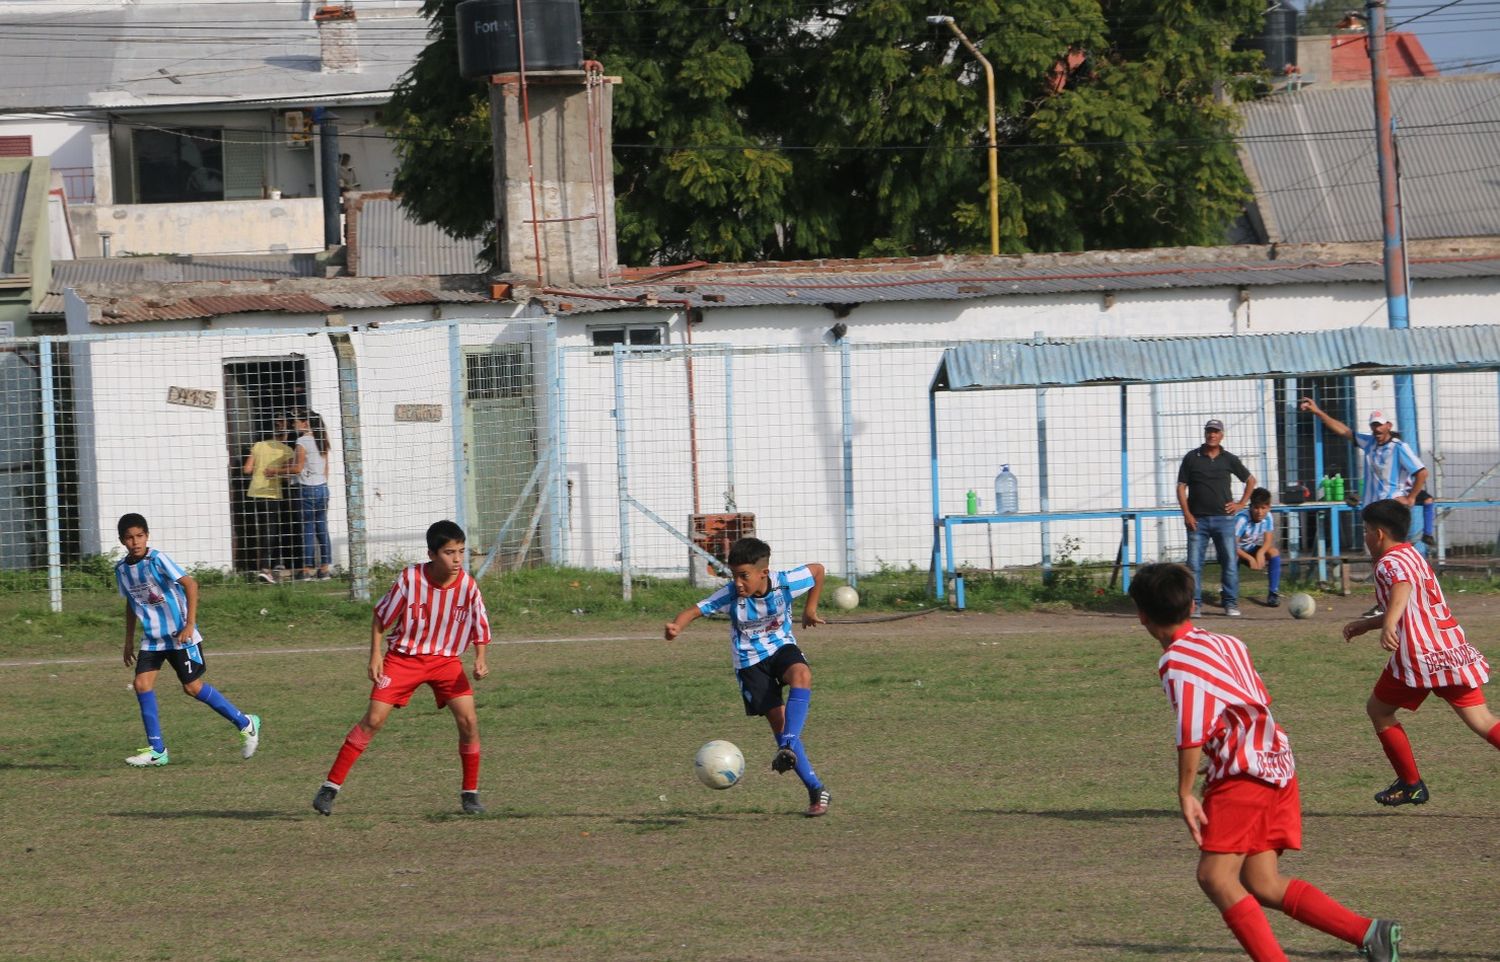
1360;919;1402;962
125;747;169;767
239;714;261;759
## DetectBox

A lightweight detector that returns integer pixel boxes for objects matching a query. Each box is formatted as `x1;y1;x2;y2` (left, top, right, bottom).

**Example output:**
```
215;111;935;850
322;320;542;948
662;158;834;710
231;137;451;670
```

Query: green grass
2;595;1499;961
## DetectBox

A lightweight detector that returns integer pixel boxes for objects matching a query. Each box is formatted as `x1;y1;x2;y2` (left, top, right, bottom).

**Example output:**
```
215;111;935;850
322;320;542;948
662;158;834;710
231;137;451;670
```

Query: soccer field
3;598;1498;962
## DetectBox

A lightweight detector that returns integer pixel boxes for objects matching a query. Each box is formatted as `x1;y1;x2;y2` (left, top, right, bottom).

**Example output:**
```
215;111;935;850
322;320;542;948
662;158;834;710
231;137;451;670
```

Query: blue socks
780;687;811;746
194;684;250;729
136;690;165;753
1267;555;1282;595
778;688;822;790
1423;501;1435;537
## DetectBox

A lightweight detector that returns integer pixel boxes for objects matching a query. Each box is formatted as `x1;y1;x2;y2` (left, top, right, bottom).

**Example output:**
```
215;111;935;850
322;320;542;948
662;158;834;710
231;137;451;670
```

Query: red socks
1376;724;1421;783
1487;721;1500;750
326;724;373;786
1281;879;1370;945
1223;896;1288;962
460;741;481;792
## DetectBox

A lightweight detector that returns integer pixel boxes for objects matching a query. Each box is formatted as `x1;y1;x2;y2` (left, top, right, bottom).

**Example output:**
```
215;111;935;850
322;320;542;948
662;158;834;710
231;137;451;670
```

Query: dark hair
293;409;332;457
117;512;148;539
426;519;466;552
1362;499;1411;542
1127;563;1195;627
1249;487;1272;507
727;537;771;567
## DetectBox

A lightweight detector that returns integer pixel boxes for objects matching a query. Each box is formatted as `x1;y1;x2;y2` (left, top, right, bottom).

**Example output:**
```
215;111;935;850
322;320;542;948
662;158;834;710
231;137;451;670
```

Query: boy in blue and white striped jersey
1235;488;1282;607
665;537;831;816
115;513;260;768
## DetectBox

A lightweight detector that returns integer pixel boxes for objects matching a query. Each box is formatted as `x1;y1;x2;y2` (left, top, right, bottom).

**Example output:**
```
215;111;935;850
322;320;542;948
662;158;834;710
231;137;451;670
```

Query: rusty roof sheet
77;276;493;325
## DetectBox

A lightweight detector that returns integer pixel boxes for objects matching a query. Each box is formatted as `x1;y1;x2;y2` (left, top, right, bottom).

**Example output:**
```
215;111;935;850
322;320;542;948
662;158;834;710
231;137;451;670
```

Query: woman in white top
275;410;333;580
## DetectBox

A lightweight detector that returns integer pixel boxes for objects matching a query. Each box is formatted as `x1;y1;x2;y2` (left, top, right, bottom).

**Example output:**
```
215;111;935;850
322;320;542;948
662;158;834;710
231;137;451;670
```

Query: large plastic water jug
995;465;1019;514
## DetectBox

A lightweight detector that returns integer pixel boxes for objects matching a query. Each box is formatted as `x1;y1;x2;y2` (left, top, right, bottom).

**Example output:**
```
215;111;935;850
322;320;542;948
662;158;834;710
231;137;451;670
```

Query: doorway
223;356;309;574
463;345;541;569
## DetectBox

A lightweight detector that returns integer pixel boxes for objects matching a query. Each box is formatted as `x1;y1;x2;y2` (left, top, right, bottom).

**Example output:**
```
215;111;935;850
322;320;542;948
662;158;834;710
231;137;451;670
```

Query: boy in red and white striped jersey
1130;563;1401;962
1344;499;1497;807
312;520;493;816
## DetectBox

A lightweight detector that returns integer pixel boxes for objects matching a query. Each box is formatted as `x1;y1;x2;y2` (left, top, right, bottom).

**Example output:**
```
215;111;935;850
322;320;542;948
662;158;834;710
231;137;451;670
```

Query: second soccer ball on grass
694;740;744;790
1287;592;1317;619
831;585;859;610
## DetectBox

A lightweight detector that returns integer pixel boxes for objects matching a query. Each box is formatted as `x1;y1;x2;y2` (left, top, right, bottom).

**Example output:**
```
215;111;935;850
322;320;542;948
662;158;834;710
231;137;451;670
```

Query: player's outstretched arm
665;606;702;640
1298;397;1354;439
801;563;827;628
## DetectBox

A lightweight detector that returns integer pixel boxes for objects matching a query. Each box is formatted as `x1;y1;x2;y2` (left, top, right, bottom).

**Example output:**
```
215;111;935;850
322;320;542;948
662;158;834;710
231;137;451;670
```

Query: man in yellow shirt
241;417;294;583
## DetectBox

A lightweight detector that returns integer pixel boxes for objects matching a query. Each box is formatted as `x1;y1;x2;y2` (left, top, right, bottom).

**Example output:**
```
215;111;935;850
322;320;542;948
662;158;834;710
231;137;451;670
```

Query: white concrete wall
82;198;325;257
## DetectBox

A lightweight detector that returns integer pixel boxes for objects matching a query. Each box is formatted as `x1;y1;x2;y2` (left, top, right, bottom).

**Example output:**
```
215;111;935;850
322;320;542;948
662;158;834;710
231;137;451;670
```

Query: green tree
387;1;1267;265
1297;0;1355;35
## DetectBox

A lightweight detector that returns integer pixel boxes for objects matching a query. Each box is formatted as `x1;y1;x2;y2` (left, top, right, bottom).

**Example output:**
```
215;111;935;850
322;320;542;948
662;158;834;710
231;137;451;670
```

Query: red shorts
1199;775;1302;855
1372;665;1487;712
370;652;473;709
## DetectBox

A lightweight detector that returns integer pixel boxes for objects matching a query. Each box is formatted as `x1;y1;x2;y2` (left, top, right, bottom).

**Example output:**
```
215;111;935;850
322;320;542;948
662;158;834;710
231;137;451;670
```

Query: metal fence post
39;338;63;613
613;344;632;601
543;319;565;564
839;337;857;586
448;320;468;541
329;331;369;602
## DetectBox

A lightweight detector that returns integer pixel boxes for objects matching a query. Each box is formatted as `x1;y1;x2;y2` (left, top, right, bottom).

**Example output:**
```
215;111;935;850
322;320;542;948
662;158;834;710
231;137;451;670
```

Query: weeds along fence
5;322;1500;611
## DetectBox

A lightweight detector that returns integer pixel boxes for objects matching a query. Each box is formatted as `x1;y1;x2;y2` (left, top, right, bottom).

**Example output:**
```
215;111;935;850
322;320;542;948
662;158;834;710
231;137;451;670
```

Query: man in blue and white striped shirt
115;513;260;768
666;537;831;816
1299;400;1428;508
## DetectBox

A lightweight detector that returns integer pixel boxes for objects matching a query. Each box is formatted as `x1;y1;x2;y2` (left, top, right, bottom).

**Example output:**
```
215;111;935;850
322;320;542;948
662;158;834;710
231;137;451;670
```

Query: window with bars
588;323;666;357
465;346;531;400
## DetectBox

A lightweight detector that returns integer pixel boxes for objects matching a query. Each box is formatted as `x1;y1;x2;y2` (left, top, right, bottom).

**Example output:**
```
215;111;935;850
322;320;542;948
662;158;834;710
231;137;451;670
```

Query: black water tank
457;0;584;78
1257;5;1299;76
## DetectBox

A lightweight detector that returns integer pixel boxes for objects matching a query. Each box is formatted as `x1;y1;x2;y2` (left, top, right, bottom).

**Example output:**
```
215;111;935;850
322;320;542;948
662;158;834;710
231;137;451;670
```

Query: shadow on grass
976;807;1177;820
108;810;301;821
0;761;73;770
419;810;780;825
1078;942;1499;960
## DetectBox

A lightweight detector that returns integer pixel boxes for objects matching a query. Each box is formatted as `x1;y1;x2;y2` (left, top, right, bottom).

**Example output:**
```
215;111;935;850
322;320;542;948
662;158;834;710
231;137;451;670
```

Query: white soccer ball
831;585;859;610
1288;592;1317;619
693;739;744;790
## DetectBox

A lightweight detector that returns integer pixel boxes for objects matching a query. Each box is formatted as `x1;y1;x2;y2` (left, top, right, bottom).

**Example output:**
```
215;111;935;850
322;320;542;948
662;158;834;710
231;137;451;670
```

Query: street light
929;14;999;255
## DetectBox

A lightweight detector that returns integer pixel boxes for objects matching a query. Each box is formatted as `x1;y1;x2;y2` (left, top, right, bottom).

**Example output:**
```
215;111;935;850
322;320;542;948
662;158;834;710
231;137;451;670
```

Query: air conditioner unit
284;110;312;148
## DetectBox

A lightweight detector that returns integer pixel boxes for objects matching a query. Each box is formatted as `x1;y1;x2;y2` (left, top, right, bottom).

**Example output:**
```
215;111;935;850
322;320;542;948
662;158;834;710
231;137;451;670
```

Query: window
589;324;666;356
132;127;265;203
466;346;532;400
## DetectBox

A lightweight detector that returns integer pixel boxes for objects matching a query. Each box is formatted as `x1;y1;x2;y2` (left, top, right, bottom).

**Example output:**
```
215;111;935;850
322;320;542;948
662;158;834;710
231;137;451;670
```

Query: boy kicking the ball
1130;563;1401;961
115;513;260;767
1342;499;1496;807
312;520;492;816
665;537;831;817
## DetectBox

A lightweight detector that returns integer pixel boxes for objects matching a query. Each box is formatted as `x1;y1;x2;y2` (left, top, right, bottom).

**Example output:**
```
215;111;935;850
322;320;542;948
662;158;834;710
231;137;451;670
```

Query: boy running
115;513;260;767
1130;563;1401;962
313;520;492;815
1342;499;1497;807
664;537;831;817
1234;488;1282;607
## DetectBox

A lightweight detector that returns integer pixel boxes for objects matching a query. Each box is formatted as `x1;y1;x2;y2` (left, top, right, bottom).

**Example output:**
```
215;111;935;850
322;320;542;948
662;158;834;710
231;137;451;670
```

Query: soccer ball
831;585;859;610
1288;592;1317;619
693;740;744;790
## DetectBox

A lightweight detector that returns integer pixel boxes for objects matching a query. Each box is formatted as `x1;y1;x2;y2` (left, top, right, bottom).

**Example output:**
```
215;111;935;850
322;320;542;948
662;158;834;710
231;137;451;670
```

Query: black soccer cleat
1360;918;1402;962
1374;778;1428;807
312;784;339;816
806;786;830;818
771;746;798;774
460;790;486;815
1267;592;1280;608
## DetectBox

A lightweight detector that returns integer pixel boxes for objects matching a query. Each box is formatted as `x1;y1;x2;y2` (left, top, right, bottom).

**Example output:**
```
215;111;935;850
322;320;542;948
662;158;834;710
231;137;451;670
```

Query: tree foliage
388;0;1268;265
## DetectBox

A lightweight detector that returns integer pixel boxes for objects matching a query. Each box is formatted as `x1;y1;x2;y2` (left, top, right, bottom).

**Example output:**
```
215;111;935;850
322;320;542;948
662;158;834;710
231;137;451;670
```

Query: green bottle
966;490;978;515
1331;474;1345;502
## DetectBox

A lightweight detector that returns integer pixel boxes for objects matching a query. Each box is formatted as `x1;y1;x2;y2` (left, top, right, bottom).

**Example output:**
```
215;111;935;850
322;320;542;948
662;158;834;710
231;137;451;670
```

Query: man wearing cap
1298;400;1427;509
1177;419;1257;617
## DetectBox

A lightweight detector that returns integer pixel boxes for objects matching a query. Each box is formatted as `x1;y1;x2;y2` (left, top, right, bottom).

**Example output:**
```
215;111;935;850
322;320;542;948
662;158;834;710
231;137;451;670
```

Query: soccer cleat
125;747;169;767
256;570;276;585
1420;533;1436;548
1267;592;1280;608
771;746;798;774
1374;778;1429;807
1225;602;1242;617
1191;602;1202;619
1360;919;1402;962
806;786;830;818
317;569;333;581
1362;603;1385;619
312;784;339;816
239;714;261;759
460;790;486;815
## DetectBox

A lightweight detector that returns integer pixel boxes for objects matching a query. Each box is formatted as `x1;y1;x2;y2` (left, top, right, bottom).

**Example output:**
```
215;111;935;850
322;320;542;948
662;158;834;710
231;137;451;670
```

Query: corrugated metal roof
1238;76;1500;243
549;254;1500;313
355;198;486;277
82;278;493;325
933;326;1500;391
0;167;29;279
0;4;428;110
51;254;322;287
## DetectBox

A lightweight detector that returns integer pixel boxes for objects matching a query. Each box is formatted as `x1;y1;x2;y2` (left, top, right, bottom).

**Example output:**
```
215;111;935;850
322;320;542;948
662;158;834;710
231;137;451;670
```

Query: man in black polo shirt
1176;418;1258;617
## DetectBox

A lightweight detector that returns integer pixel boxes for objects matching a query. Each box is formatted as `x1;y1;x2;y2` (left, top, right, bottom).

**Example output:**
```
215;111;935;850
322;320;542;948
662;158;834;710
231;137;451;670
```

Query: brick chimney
315;5;359;74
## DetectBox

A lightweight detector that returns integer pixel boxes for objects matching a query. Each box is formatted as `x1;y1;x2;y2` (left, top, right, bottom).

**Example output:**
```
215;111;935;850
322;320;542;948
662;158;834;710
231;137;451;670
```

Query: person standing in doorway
240;416;294;583
1177;419;1258;618
274;410;333;581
